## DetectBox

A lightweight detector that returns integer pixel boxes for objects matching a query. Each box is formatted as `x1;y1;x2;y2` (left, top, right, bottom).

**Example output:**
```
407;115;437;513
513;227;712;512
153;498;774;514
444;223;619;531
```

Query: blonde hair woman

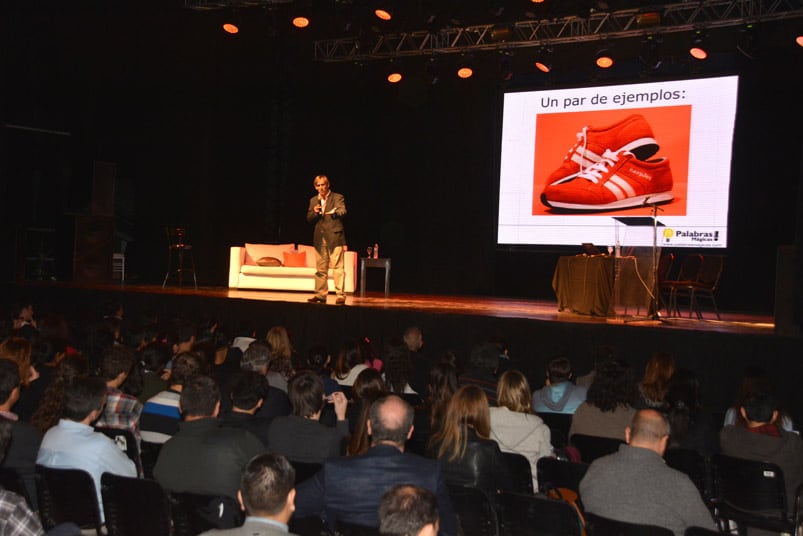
490;370;552;491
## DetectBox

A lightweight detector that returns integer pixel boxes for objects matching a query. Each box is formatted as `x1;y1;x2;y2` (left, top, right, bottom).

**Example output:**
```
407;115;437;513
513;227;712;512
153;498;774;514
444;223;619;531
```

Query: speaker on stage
73;215;114;282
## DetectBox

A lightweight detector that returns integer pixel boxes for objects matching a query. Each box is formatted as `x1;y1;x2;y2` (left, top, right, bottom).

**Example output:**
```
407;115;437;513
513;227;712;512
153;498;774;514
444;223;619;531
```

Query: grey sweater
580;444;716;535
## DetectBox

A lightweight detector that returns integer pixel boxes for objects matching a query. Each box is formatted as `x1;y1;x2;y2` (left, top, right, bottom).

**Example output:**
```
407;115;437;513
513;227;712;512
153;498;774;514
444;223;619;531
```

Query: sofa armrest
229;247;245;288
344;250;358;293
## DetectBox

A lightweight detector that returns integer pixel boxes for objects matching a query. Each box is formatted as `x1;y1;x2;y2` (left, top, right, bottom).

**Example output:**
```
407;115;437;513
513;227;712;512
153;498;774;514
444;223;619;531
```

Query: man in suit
294;395;457;535
306;174;347;305
200;453;298;536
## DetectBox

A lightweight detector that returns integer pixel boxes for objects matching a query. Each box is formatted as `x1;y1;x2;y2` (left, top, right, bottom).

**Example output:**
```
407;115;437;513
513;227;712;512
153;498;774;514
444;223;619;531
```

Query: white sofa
228;243;357;292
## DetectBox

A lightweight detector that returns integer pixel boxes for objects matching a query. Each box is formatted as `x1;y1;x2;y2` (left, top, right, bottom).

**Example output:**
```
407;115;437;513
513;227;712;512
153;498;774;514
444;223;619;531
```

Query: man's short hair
288;372;324;418
0;359;21;404
547;356;572;383
313;174;329;187
229;371;268;411
240;453;296;516
172;321;197;346
63;376;107;422
403;327;423;352
369;395;414;446
140;342;172;373
98;346;136;381
241;341;271;373
180;375;220;417
171;352;202;386
629;409;670;442
379;485;439;536
742;391;778;424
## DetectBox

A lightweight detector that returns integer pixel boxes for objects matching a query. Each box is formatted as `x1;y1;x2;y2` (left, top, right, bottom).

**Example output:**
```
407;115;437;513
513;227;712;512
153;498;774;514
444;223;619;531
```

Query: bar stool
162;227;197;289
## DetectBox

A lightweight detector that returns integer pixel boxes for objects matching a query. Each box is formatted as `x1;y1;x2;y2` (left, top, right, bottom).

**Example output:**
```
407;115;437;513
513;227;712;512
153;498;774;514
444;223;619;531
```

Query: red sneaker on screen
541;149;673;212
545;114;659;187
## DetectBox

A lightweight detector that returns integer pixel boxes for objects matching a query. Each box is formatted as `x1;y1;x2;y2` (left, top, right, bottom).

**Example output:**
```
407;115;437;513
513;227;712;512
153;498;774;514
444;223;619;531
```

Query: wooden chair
101;473;171;536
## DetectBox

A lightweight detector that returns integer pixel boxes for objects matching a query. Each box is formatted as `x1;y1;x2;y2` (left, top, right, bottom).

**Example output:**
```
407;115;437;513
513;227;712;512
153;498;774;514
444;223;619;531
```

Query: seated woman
331;340;368;389
346;368;387;455
489;370;552;491
428;385;511;498
665;368;719;458
569;357;636;441
635;351;675;410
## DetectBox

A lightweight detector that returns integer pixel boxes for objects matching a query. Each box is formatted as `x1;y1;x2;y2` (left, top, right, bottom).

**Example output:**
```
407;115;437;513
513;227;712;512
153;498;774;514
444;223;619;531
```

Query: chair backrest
501;451;534;494
95;427;142;475
289;460;322;485
169;492;244;536
585;512;674;536
673;254;704;283
663;448;711;502
711;453;787;515
657;253;674;283
539;413;573;449
447;483;499;536
35;464;103;535
334;519;381;535
695;255;724;290
498;490;583;536
536;457;589;494
101;473;171;536
569;434;624;464
139;440;163;480
0;466;35;509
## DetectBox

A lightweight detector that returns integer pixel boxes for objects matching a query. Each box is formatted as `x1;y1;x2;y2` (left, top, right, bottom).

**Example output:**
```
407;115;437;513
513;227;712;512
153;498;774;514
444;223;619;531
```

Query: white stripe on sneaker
609;174;637;197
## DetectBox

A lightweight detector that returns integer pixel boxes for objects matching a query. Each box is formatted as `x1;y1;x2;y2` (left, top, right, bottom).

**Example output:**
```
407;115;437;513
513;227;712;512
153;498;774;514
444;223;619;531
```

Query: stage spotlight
292;15;310;29
689;31;709;60
387;60;402;83
533;46;553;73
797;35;803;47
456;55;474;79
375;1;393;21
639;35;663;70
222;22;239;34
595;48;614;68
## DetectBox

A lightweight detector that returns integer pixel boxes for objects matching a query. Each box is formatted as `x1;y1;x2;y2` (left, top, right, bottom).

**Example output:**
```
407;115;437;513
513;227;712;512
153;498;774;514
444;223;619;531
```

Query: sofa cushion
256;256;282;267
244;243;295;265
241;265;316;277
282;250;307;267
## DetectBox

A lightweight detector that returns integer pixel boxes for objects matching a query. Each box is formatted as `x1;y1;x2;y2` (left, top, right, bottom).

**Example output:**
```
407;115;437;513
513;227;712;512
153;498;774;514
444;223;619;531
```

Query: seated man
0;417;45;535
37;376;138;521
294;395;457;535
267;372;348;463
222;342;291;423
154;375;265;500
220;371;271;447
532;356;587;415
95;345;143;441
140;352;201;443
720;391;803;514
580;409;715;536
379;485;439;536
199;453;298;536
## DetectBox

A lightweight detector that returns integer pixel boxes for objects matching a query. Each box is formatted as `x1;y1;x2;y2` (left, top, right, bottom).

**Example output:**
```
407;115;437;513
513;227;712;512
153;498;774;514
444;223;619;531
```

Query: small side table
360;257;391;298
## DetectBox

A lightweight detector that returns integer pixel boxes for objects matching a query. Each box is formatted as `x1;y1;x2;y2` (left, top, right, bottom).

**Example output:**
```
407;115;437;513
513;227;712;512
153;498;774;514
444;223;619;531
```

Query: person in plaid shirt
0;418;45;536
95;346;143;442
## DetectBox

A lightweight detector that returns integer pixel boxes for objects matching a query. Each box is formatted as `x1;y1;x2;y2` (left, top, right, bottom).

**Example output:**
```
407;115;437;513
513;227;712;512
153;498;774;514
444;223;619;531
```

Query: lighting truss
313;0;803;62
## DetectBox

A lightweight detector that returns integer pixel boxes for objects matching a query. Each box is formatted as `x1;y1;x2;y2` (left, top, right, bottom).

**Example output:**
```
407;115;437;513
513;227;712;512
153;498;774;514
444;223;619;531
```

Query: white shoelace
576;149;624;184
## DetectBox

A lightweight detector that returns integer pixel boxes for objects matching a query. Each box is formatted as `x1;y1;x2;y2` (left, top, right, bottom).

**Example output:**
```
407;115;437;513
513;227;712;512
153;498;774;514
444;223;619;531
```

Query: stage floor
16;280;776;336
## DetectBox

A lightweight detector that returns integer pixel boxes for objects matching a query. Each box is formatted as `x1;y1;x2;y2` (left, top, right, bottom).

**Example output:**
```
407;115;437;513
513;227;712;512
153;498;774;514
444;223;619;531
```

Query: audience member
298;344;340;396
665;369;719;458
0;418;46;536
138;341;170;403
0;359;42;507
95;345;143;441
383;339;417;396
29;355;90;435
267;372;348;463
347;368;387;455
10;302;38;340
532;356;587;415
295;395;457;535
404;327;432;397
140;352;202;443
220;371;272;447
490;370;551;490
458;343;500;406
569;357;636;441
154;375;265;500
230;341;292;423
331;340;367;387
635;352;676;410
199;453;299;536
720;391;803;515
722;366;795;432
265;327;295;393
428;385;511;499
580;409;715;535
379;485;439;536
0;338;41;421
37;376;137;521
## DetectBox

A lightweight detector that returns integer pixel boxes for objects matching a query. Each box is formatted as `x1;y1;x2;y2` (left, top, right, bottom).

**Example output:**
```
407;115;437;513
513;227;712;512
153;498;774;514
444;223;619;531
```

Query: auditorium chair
663;448;713;505
536;457;589;495
711;453;801;536
101;473;171;536
447;483;500;536
498;490;584;536
539;412;572;449
569;434;625;464
35;464;104;536
501;451;534;494
169;492;244;535
95;426;142;476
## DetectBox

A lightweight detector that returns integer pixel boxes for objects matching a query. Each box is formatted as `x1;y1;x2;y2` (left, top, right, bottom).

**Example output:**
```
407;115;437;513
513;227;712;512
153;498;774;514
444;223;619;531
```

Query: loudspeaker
73;215;114;282
775;245;801;337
